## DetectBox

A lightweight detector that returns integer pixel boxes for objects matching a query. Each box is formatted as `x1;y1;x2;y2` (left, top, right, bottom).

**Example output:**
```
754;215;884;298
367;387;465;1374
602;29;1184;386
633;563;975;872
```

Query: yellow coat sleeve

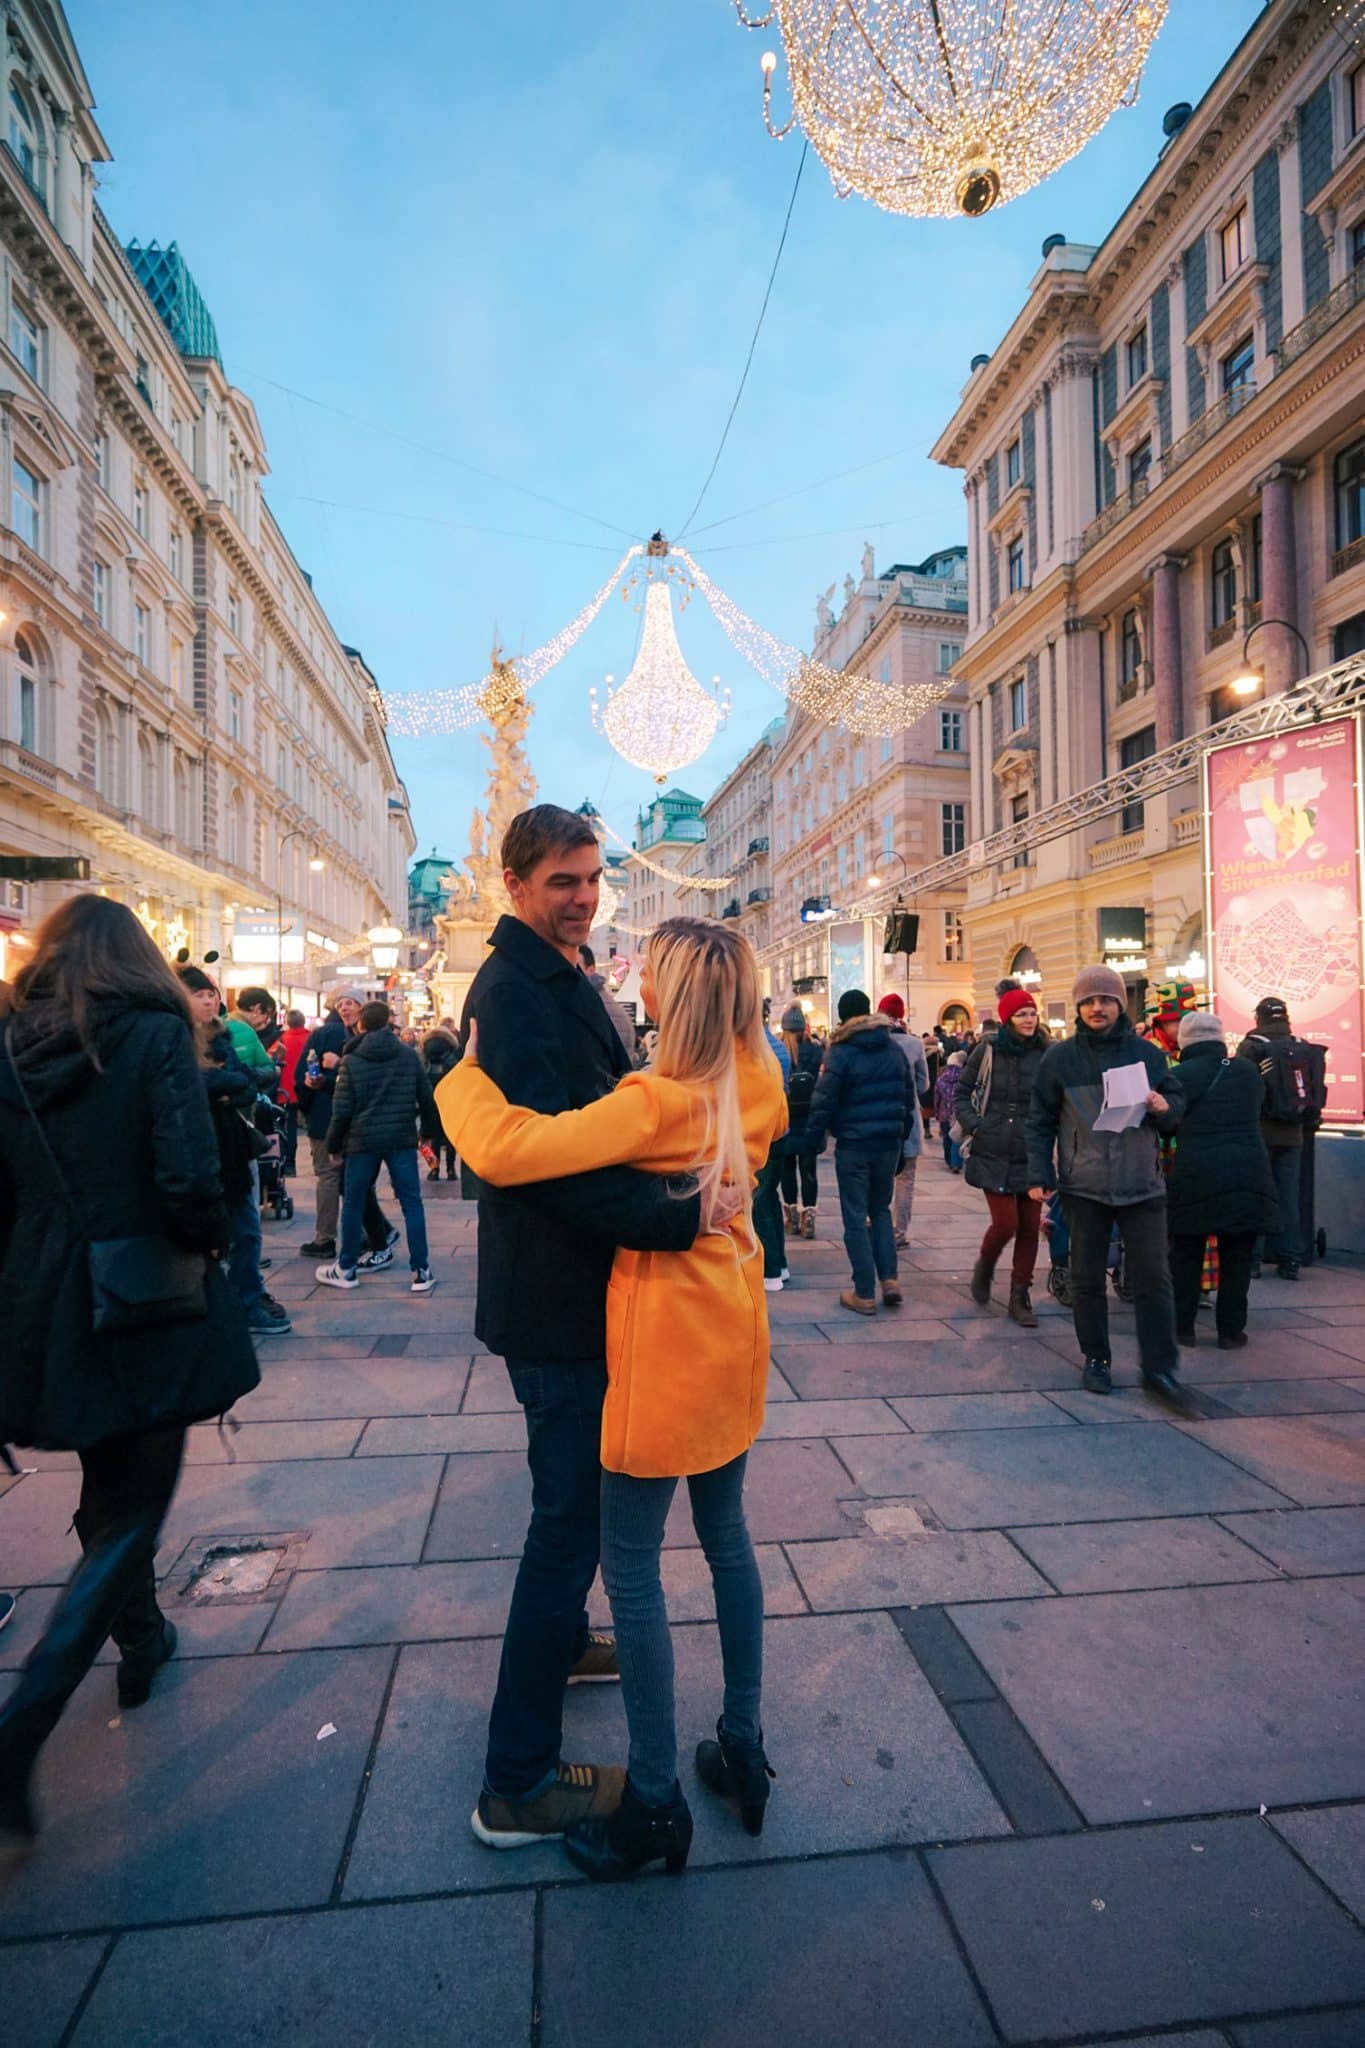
437;1062;664;1185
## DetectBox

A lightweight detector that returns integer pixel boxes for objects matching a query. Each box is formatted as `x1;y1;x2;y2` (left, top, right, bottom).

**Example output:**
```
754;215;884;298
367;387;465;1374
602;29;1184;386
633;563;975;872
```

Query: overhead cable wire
684;444;915;541
674;141;808;543
265;487;622;554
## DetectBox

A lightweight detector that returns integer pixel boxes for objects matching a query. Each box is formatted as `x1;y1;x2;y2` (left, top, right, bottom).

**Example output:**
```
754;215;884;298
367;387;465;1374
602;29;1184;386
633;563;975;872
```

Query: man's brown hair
500;804;598;882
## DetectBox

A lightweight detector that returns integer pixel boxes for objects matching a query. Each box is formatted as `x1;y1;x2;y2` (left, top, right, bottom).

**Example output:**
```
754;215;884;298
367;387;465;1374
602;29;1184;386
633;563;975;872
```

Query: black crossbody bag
4;1035;209;1336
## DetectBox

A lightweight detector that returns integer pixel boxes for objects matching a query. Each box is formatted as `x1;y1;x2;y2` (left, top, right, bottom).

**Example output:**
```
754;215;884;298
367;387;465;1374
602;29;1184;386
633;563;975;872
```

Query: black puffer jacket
0;996;259;1451
1027;1010;1184;1206
422;1030;461;1090
299;1009;351;1141
325;1026;441;1156
804;1014;917;1154
1166;1038;1277;1237
957;1024;1047;1196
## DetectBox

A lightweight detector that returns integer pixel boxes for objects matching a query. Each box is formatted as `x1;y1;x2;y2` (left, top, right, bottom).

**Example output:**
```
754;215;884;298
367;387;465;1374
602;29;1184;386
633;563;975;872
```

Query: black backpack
1246;1033;1318;1124
787;1062;817;1115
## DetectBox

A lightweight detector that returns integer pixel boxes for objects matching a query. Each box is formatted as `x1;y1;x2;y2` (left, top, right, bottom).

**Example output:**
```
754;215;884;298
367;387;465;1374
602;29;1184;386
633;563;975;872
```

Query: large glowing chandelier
590;578;730;783
736;0;1167;220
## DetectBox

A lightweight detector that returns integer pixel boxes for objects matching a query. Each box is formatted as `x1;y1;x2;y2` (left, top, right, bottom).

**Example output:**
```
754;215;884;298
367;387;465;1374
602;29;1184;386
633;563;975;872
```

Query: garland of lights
735;1;1168;221
598;815;735;892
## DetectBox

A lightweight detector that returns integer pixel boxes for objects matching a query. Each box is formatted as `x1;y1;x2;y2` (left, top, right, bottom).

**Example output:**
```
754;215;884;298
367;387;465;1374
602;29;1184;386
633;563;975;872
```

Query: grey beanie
1178;1011;1225;1049
780;1004;806;1034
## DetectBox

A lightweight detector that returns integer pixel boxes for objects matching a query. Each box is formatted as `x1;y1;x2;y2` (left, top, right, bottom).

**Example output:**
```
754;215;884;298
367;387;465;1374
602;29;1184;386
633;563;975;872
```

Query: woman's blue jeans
599;1451;763;1807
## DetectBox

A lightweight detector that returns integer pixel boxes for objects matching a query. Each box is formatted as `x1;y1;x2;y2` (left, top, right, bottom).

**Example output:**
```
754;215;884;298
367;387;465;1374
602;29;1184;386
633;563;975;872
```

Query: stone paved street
4;1162;1365;2046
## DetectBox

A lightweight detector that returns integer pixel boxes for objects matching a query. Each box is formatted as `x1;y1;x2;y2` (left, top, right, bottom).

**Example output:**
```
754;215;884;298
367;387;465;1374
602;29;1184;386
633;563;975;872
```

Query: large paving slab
235;1356;472;1421
0;1647;393;1935
420;1451;531;1560
890;1390;1080;1432
1217;1505;1365;1576
182;1418;366;1463
785;1529;1051;1608
70;1894;534;2048
770;1333;1071;1400
1172;1414;1365;1508
663;1438;860;1546
155;1455;447;1572
950;1576;1365;1821
4;1936;106;2048
1270;1804;1365;1922
539;1852;995;2048
1203;1380;1365;1417
757;1396;908;1437
1006;1515;1281;1594
356;1410;527;1455
0;1468;81;1584
835;1421;1292;1529
928;1817;1365;2043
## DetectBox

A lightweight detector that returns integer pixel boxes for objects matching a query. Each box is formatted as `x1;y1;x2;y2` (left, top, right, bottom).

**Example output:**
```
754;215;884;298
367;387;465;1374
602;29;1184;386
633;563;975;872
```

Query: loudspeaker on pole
883;910;919;955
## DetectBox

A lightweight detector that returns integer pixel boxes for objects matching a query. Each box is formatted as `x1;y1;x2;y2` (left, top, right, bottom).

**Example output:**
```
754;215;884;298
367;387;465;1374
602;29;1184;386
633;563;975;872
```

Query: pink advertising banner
1205;715;1365;1124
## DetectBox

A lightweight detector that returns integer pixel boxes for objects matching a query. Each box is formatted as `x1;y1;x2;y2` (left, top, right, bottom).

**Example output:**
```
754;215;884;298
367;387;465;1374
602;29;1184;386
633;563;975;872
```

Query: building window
228;688;241;742
939;708;964;752
94;430;109;491
1011;791;1030;867
1006;438;1021;487
1247;514;1263;604
853;747;865;785
854;828;865;877
877;656;891;686
228;455;242;521
1120;609;1142;689
937;641;959;673
1008;676;1027;731
9;294;40;382
92;558;108;627
943;909;964;963
1126;325;1148;387
94;699;117;801
228;588;241;637
1335;438;1365;551
1211;538;1238;627
1220;206;1248;282
880;734;893;764
133;600;149;666
1222;335;1255;395
133;483;148;538
941;802;966;856
1129;438;1153;492
15;628;37;753
1007;536;1025;592
1352;60;1365;136
168;524;183;582
881;813;894;860
170;634;185;695
1354;219;1365;271
7;79;40;194
11;455;40;552
1119;724;1157;834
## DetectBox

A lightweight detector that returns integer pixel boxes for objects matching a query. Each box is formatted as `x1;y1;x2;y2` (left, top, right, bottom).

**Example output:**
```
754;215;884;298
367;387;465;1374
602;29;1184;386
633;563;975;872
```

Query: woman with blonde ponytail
440;918;787;1882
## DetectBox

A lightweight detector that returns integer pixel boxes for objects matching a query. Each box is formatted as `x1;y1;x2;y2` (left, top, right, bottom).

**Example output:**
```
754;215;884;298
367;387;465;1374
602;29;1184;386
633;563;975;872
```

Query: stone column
1049;353;1097;556
1148;554;1187;749
1258;462;1305;694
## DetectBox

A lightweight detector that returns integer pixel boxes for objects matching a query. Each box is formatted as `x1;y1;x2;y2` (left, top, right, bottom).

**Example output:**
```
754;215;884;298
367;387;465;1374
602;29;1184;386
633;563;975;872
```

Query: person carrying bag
957;989;1048;1326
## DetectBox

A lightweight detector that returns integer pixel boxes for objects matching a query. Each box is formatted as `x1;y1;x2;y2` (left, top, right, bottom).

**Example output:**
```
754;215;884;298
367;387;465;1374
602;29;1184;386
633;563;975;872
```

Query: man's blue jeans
485;1360;606;1798
228;1167;264;1309
338;1150;429;1272
834;1144;900;1299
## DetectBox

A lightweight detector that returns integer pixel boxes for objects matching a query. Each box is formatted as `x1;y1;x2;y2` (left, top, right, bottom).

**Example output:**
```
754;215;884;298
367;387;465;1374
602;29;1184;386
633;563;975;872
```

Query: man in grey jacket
1027;965;1188;1405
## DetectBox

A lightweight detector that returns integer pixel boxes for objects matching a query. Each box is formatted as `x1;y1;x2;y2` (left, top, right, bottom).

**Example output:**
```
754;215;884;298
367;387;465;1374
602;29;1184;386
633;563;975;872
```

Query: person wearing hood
1167;1012;1276;1350
0;896;258;1847
778;1003;823;1237
804;988;918;1316
877;993;928;1248
957;988;1048;1326
318;1002;443;1293
1027;965;1187;1404
935;1050;969;1170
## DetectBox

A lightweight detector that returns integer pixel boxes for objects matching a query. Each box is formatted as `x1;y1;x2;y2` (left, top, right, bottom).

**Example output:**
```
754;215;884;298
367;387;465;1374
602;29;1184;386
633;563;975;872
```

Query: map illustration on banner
1205;715;1364;1124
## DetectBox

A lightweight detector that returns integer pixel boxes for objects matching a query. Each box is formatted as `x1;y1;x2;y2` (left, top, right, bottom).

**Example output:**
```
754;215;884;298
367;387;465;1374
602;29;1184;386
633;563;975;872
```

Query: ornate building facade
931;0;1365;1022
0;1;413;991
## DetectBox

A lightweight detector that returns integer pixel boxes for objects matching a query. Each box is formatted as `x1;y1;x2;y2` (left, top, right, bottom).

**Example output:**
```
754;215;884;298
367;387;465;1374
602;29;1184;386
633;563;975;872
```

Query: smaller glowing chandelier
590;579;730;783
736;1;1168;220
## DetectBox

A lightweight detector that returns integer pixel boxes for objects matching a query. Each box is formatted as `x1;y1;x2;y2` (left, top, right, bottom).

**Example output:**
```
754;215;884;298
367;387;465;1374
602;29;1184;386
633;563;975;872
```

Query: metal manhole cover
169;1531;310;1605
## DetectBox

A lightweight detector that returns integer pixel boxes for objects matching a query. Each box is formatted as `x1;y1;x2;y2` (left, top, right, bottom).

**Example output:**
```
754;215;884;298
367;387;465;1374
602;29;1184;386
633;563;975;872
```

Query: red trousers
981;1191;1043;1289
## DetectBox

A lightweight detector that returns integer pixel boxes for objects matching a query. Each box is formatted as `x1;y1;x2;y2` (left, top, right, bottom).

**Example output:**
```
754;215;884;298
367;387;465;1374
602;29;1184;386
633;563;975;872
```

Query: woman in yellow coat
440;918;787;1881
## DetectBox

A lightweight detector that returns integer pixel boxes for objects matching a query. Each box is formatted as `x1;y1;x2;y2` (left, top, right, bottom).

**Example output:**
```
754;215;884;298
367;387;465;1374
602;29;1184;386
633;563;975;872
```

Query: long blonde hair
648;918;771;1251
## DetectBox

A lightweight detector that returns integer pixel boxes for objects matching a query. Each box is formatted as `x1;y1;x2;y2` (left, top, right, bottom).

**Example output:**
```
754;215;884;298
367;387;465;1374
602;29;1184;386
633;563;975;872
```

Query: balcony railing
746;886;772;904
1332;534;1365;580
1088;827;1146;872
1277;262;1365;375
1172;810;1202;847
1081;475;1150;554
1163;380;1257;481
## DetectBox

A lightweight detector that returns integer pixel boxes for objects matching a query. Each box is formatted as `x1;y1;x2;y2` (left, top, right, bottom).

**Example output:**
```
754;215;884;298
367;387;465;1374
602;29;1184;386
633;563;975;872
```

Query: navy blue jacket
803;1014;918;1154
461;915;701;1362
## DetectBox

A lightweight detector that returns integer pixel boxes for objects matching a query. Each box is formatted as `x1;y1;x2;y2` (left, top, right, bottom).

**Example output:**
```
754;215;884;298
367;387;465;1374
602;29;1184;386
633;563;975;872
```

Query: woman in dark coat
779;1005;823;1237
422;1028;462;1180
956;988;1048;1326
1167;1011;1276;1348
0;896;259;1847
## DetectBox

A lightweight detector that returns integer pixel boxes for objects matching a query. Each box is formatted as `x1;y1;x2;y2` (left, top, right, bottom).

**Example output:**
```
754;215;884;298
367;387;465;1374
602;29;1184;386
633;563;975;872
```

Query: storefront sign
232;916;304;966
1098;906;1147;963
1205;715;1364;1124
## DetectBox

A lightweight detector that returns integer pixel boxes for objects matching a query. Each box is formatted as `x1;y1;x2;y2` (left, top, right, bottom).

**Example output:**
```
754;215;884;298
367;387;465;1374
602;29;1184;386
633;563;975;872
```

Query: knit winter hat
947;1050;969;1067
1072;964;1127;1006
877;992;906;1020
780;1004;807;1034
838;988;872;1023
998;987;1039;1027
1178;1010;1224;1048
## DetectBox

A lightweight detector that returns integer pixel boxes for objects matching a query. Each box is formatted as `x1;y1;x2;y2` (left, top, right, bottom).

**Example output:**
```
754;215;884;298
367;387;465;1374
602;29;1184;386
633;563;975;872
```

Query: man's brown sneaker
567;1632;620;1686
840;1289;878;1316
470;1762;626;1849
881;1280;903;1308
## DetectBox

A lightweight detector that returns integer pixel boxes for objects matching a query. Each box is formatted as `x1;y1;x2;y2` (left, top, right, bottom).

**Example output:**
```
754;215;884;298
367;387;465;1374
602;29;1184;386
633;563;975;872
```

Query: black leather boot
564;1775;692;1881
696;1717;776;1836
970;1255;995;1306
75;1507;177;1709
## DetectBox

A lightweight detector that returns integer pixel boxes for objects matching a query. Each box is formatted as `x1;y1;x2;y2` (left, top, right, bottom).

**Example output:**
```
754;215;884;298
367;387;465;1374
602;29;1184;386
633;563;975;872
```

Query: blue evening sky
75;0;1262;862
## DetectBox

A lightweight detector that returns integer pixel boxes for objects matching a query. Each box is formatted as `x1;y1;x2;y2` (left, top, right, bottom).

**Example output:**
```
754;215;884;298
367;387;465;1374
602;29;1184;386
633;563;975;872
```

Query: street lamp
277;827;324;1002
1229;617;1312;698
368;924;404;973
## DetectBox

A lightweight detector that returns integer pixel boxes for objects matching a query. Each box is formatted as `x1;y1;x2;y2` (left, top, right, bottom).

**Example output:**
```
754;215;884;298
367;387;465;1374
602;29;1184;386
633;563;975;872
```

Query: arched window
1211;539;1238;628
15;627;39;754
94;698;117;801
173;754;191;843
7;78;40;194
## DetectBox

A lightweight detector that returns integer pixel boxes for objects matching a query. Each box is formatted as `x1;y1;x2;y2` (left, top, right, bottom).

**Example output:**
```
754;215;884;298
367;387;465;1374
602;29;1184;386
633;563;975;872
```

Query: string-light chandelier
590;579;731;783
735;0;1167;220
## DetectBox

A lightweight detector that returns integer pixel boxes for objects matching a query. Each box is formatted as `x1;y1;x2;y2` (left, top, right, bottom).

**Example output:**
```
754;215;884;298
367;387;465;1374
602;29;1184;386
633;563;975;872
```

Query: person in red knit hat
877;993;928;1246
955;986;1049;1325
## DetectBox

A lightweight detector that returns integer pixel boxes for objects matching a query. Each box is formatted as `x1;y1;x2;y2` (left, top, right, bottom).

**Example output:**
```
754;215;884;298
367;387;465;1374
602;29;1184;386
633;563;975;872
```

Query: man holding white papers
1027;966;1189;1407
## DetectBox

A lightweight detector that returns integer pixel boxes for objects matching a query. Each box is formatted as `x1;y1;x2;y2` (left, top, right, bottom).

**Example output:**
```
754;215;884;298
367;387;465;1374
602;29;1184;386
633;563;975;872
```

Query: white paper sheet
1094;1061;1152;1134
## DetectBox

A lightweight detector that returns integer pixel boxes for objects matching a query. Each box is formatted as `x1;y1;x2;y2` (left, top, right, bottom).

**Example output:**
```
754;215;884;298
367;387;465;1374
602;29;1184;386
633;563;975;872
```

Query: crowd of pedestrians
0;815;1331;1877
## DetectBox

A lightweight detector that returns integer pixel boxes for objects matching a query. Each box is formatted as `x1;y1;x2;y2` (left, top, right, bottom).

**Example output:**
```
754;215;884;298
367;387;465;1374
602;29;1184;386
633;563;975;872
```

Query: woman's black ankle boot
696;1718;776;1836
564;1775;692;1882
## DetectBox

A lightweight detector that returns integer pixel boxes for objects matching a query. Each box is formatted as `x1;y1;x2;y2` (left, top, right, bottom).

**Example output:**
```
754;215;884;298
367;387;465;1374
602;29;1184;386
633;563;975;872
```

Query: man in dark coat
804;987;917;1317
1027;964;1187;1404
318;1003;443;1293
297;988;394;1263
1167;1012;1275;1349
454;804;702;1851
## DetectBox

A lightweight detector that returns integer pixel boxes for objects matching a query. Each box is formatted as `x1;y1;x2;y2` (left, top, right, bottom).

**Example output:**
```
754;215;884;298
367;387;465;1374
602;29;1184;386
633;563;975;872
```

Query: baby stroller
1043;1192;1131;1306
255;1095;294;1221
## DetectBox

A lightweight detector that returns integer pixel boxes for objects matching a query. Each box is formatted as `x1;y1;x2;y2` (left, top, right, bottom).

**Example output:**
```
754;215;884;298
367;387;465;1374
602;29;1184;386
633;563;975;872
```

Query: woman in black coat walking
1167;1011;1276;1349
0;896;259;1848
956;988;1048;1326
422;1028;462;1180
